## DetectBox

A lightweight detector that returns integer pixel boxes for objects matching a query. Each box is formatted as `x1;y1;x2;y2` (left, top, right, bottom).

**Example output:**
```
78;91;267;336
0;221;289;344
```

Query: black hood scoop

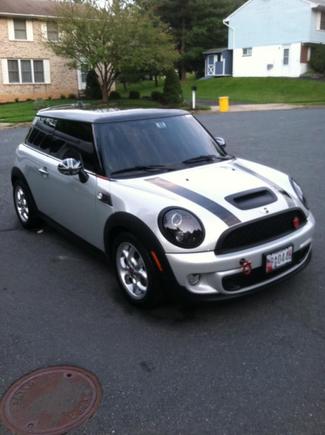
225;188;277;210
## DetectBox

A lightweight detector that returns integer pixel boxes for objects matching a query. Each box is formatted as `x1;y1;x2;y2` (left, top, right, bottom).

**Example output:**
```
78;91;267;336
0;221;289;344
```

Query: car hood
107;158;301;252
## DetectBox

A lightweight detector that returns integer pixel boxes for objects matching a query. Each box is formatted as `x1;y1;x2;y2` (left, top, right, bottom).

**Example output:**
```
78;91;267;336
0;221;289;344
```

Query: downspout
223;19;235;76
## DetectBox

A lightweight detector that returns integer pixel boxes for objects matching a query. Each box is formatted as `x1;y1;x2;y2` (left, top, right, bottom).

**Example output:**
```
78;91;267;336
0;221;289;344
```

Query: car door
47;119;103;248
23;116;58;215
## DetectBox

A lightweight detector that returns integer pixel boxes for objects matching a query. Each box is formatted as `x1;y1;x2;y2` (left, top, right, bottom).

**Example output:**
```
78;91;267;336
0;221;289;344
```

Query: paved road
0;109;324;435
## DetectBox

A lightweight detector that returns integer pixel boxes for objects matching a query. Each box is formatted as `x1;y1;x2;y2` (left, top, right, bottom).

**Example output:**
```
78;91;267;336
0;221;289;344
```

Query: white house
204;0;325;78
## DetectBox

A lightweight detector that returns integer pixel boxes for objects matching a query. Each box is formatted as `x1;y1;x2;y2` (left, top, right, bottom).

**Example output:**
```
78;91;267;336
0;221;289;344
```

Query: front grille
215;208;307;254
222;244;310;292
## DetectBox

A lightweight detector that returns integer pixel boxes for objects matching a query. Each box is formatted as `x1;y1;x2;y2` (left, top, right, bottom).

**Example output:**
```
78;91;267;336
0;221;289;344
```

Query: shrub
47;96;52;101
15;98;19;103
85;70;102;100
109;91;121;99
60;94;66;100
33;99;47;110
310;44;325;74
129;90;140;99
163;69;183;105
151;90;163;102
68;93;76;99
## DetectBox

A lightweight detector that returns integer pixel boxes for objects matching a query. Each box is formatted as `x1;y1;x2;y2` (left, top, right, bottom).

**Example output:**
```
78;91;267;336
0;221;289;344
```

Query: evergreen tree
163;69;183;105
136;0;246;78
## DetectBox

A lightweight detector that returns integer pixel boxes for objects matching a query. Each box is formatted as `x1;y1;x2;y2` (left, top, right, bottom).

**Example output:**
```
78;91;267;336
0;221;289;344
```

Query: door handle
38;167;49;177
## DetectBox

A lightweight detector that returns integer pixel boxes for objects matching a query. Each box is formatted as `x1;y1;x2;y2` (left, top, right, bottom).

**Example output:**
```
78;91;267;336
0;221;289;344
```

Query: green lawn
2;76;325;123
0;98;165;123
119;77;325;104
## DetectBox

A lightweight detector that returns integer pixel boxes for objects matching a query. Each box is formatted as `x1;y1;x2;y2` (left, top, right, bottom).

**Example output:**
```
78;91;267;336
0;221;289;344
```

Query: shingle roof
203;48;227;55
0;0;58;18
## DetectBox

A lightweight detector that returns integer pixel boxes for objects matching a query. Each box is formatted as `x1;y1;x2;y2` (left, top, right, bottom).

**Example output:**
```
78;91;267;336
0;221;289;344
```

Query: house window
320;12;325;30
47;21;58;41
21;60;32;83
33;60;45;82
7;60;45;84
80;64;88;84
242;47;252;57
283;48;290;65
14;19;27;39
8;60;19;83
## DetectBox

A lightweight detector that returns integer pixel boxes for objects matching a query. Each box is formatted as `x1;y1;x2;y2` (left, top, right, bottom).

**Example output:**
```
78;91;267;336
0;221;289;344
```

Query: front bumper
166;213;315;298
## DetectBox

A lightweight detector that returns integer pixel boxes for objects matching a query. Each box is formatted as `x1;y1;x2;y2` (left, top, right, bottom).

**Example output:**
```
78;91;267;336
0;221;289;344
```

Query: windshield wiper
182;154;226;165
110;164;175;176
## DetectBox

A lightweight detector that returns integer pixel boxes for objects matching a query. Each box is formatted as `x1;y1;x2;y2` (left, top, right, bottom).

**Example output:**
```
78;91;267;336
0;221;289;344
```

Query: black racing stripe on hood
148;177;241;227
233;163;296;208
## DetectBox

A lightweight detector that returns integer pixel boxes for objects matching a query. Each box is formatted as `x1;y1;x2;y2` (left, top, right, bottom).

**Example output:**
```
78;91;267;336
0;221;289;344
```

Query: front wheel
113;232;164;307
13;180;41;229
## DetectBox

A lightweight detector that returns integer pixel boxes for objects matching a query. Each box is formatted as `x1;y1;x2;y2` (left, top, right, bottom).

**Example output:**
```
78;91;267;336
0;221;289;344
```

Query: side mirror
58;158;89;183
215;137;226;149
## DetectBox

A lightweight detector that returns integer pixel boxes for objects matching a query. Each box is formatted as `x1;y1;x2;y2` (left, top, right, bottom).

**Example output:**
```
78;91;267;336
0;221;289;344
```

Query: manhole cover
0;366;102;435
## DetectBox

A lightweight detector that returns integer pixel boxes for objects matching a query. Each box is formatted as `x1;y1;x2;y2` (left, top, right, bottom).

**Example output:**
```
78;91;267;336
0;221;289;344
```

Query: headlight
159;208;205;249
290;178;309;209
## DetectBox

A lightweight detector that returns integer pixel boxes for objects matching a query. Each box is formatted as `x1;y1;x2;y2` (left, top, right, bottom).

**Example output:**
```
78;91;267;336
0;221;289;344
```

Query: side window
25;117;56;153
54;120;99;173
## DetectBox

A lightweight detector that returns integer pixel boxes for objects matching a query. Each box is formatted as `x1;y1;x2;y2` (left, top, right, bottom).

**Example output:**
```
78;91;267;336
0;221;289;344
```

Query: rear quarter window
25;116;56;153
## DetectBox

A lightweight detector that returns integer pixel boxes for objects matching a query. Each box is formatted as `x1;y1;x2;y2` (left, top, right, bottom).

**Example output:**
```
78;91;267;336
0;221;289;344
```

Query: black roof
37;108;189;124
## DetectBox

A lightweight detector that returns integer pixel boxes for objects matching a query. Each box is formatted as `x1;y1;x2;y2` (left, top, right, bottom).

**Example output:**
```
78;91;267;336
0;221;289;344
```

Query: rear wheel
13;180;41;229
113;232;164;307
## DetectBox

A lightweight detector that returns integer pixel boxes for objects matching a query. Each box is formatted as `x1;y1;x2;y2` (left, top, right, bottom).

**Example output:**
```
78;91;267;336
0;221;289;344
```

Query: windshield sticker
155;122;167;129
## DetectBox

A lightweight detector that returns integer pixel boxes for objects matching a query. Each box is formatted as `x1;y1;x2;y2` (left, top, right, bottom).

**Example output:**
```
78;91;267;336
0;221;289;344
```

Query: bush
47;96;52;101
15;98;19;103
85;70;102;100
68;93;76;99
151;90;163;102
60;94;66;100
129;90;140;99
109;91;121;99
163;69;183;105
310;44;325;74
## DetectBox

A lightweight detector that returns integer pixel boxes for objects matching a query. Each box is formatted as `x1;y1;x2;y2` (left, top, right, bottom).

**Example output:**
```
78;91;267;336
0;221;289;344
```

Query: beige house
0;0;87;103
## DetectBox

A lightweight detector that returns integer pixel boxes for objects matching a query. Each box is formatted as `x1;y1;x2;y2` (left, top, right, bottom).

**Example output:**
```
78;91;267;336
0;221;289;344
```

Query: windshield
96;114;227;177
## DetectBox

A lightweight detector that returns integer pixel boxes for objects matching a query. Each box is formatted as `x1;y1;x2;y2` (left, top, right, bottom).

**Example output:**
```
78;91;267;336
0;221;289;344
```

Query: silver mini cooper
12;108;315;306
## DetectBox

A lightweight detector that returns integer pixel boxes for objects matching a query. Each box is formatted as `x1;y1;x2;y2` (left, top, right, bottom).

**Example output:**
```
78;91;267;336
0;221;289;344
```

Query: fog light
188;274;201;286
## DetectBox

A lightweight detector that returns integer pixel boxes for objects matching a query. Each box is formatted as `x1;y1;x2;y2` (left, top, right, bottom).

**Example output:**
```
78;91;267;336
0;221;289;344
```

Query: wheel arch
104;212;175;280
11;167;26;185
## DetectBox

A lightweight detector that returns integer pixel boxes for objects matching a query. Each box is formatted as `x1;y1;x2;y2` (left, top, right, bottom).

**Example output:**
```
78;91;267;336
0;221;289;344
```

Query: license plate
265;246;293;273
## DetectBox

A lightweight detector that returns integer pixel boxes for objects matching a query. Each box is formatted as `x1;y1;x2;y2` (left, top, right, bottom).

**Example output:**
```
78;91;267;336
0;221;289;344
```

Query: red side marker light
240;259;252;276
151;250;164;272
292;216;301;229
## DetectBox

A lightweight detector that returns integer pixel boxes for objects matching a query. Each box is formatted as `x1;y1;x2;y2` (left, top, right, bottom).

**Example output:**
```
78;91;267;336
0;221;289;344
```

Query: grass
0;99;80;123
3;76;324;123
118;77;325;104
0;98;166;124
0;96;209;124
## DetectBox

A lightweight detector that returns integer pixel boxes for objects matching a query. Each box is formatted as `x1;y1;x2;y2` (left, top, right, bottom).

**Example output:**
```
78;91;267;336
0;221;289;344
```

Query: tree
49;0;178;101
163;69;183;105
85;69;102;99
310;44;325;74
136;0;246;78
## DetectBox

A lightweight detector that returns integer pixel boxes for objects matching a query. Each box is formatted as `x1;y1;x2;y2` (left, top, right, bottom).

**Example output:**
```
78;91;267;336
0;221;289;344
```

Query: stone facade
0;17;80;103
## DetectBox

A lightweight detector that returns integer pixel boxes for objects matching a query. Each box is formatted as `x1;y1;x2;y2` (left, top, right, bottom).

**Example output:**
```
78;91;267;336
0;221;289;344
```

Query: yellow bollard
219;96;229;113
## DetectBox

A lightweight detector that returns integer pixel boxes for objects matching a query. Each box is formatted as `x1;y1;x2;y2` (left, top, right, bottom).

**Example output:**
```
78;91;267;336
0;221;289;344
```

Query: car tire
112;232;164;307
13;179;41;229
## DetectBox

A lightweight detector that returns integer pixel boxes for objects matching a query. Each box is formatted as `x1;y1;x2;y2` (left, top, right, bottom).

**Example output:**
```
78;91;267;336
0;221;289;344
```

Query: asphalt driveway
0;109;324;435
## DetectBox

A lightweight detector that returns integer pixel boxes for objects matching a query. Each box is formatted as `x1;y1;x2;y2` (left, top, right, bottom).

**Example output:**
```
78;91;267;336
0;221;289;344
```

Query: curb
0;122;31;130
